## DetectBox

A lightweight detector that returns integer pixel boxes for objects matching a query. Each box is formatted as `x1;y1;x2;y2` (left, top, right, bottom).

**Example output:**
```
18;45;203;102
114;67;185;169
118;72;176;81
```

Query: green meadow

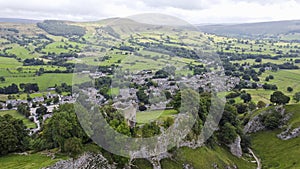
0;110;36;128
0;73;90;91
136;109;178;124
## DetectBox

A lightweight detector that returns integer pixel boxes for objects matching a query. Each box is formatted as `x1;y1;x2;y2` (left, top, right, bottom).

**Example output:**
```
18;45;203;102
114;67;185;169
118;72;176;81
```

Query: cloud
0;0;299;23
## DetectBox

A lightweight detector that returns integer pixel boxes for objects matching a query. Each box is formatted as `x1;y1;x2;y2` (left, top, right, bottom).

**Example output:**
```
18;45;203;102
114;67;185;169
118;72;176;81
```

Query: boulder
228;135;243;158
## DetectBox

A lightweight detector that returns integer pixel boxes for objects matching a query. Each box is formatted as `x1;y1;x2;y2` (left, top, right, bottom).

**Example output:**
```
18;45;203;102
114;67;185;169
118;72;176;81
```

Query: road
248;148;261;169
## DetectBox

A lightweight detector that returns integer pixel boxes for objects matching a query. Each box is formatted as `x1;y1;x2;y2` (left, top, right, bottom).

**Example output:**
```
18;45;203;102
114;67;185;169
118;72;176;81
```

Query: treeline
135;41;199;59
0;28;19;33
0;83;19;94
218;51;299;61
42;52;79;60
37;20;86;37
20;83;39;93
0;83;39;94
23;58;45;66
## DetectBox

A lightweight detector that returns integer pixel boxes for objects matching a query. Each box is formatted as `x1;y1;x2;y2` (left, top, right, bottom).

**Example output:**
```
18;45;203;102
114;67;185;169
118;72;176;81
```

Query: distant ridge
0;18;40;23
197;20;300;37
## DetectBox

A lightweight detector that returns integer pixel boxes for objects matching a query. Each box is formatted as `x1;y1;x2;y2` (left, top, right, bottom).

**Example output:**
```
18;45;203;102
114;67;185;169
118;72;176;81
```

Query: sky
0;0;300;24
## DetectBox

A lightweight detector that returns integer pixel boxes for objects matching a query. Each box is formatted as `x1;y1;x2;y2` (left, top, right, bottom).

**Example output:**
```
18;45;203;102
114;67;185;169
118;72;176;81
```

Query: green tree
17;104;30;117
41;104;87;151
36;105;47;116
235;103;248;114
240;93;251;103
287;87;293;92
7;103;13;109
270;91;290;105
259;111;283;130
63;137;83;157
218;122;238;144
0;76;5;83
0;115;28;155
293;92;300;102
257;101;266;108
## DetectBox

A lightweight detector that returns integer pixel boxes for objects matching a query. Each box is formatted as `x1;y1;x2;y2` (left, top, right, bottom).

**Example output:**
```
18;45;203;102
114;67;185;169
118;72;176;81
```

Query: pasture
0;73;90;91
0;152;68;169
136;109;177;124
0;110;36;128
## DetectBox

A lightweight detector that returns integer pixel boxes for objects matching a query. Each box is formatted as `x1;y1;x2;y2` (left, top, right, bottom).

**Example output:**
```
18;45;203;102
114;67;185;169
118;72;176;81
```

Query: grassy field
136;109;178;124
250;104;300;169
252;130;300;169
41;41;84;54
0;57;22;68
0;110;36;128
6;44;38;59
207;34;300;57
285;104;300;129
0;152;68;169
244;69;300;104
0;73;90;91
161;146;255;169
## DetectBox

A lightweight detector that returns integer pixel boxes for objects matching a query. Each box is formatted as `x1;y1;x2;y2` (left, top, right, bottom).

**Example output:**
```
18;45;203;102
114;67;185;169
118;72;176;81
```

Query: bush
259;111;283;130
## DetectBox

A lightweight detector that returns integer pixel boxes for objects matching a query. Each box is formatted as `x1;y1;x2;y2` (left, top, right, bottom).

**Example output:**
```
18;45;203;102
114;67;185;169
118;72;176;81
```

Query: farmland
0;18;300;169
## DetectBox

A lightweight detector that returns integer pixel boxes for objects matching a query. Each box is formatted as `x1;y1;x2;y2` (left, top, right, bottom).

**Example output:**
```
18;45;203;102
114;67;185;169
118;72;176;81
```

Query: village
0;92;76;135
80;68;240;127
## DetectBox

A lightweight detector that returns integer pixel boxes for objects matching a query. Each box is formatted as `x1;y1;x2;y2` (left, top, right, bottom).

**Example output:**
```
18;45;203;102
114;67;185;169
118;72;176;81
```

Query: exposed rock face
244;115;265;133
228;135;242;158
43;153;115;169
244;106;288;134
277;126;300;140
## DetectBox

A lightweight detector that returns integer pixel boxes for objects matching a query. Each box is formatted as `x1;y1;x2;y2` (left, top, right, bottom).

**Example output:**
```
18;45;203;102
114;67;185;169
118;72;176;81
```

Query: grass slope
136;109;177;124
251;104;300;169
161;146;255;169
0;152;67;169
252;131;300;169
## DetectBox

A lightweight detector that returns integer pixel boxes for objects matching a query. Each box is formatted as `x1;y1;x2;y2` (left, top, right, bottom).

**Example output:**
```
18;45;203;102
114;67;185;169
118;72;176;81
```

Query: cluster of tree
278;62;299;69
240;92;252;103
136;87;149;105
262;83;278;90
42;52;79;60
17;104;31;117
94;77;112;100
137;42;198;59
112;45;135;52
20;83;39;93
0;115;29;156
293;92;300;102
31;104;88;156
55;83;72;94
270;91;290;105
265;75;274;81
23;58;45;66
37;20;86;37
153;69;169;78
0;83;19;94
0;76;5;83
0;28;19;33
0;52;17;58
259;110;283;130
226;91;241;99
